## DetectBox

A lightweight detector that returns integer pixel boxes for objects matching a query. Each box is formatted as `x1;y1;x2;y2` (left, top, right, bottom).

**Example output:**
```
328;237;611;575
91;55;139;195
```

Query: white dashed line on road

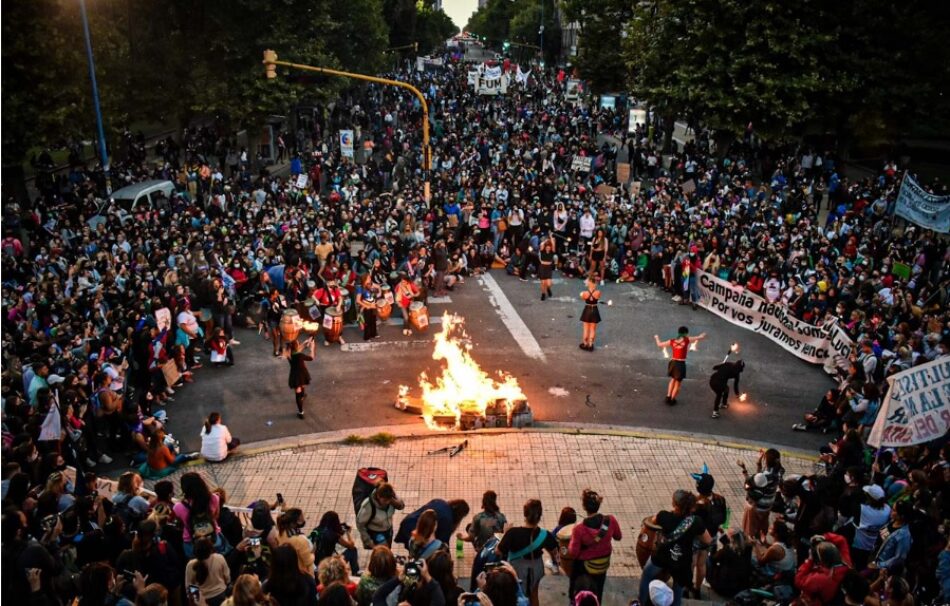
478;273;547;362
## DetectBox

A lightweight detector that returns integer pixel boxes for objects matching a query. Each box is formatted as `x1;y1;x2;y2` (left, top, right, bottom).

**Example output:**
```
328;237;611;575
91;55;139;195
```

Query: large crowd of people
2;40;948;606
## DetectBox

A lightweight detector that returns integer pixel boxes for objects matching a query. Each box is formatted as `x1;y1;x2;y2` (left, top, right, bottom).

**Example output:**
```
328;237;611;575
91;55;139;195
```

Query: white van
88;180;176;228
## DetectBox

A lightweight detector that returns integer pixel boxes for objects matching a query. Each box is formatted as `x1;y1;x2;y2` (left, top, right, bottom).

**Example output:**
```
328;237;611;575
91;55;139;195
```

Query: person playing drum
314;278;346;346
395;272;420;336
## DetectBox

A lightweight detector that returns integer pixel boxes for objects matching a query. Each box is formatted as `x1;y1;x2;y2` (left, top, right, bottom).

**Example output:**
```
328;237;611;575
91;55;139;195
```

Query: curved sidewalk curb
206;421;819;465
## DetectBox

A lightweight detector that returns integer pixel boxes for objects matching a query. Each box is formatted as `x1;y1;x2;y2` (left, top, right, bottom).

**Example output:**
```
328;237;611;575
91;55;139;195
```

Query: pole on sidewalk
262;51;431;202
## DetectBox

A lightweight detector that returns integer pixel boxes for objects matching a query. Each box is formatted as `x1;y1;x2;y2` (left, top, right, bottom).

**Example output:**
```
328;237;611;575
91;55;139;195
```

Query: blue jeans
639;557;684;606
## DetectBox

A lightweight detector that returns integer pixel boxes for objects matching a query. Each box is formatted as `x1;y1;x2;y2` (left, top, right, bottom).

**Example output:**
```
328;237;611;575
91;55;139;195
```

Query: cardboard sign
616;163;631;184
161;359;180;388
631;181;642;198
596;184;616;200
681;179;696;194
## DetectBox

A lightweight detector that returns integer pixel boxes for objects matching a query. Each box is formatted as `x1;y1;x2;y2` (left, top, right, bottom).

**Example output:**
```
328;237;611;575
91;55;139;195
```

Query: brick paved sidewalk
154;426;814;585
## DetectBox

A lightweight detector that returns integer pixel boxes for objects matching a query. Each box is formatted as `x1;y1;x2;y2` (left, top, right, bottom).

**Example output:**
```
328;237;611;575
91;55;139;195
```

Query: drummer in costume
287;337;315;419
538;236;556;301
654;326;707;405
579;274;602;351
355;274;379;341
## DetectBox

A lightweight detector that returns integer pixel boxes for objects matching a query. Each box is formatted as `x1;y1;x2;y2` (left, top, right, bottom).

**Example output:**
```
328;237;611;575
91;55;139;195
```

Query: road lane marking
341;340;432;353
478;273;547;362
427;296;453;304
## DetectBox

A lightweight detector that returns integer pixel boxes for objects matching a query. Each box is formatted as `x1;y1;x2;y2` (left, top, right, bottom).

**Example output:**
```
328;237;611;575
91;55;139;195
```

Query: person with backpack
173;472;226;558
690;470;728;598
566;490;622;604
407;509;444;560
395;498;470;549
639;490;712;606
459;490;508;591
112;471;151;531
356;481;404;550
495;498;557;606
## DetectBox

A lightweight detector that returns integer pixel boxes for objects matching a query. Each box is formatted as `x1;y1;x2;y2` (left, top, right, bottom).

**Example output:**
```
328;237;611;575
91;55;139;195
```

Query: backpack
185;502;216;542
706;493;728;534
112;495;140;528
353;467;387;517
310;527;338;563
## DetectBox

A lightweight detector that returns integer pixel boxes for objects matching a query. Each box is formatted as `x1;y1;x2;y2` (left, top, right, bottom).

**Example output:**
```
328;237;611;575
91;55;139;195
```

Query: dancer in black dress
538;237;556;301
287;338;314;419
579;274;602;351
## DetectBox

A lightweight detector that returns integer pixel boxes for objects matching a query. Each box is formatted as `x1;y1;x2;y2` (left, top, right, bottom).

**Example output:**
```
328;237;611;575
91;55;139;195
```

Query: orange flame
730;342;740;354
400;313;526;430
739;393;748;402
299;320;321;332
662;348;670;359
689;341;698;352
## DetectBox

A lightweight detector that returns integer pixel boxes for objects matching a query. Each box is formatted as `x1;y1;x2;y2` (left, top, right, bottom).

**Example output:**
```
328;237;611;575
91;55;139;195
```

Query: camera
403;559;424;581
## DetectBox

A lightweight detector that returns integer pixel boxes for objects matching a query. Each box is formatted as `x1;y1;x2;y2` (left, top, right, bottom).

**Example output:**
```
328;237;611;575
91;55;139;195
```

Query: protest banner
339;130;354;158
570;155;593;172
475;73;508;95
696;270;854;364
868;357;950;448
894;172;950;233
616;163;631;184
565;79;582;103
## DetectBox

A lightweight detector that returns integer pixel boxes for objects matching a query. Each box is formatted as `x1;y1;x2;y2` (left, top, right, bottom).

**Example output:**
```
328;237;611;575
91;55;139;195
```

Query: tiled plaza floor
155;428;814;580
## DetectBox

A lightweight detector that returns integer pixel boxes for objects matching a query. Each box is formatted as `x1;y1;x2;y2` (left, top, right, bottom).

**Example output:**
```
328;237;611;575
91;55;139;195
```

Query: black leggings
569;561;607;603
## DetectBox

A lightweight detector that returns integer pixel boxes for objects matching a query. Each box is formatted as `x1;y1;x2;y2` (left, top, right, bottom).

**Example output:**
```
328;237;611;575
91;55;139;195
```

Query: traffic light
263;49;278;79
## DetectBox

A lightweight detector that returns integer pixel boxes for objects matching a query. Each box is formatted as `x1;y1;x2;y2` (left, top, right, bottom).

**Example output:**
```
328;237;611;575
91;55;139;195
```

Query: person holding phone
185;537;230;606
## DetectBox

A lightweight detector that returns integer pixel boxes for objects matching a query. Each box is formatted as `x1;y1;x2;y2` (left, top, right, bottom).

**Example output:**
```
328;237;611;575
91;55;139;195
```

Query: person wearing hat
654;326;707;405
849;484;890;571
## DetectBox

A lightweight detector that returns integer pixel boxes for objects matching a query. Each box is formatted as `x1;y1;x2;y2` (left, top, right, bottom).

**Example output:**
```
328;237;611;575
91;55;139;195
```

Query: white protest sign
868;357;950;448
696;270;854;364
295;174;308;189
570;155;593;172
154;308;172;332
476;74;509;96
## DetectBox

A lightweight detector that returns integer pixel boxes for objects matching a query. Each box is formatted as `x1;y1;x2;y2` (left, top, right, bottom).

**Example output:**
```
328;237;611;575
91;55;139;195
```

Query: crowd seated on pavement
2;45;949;606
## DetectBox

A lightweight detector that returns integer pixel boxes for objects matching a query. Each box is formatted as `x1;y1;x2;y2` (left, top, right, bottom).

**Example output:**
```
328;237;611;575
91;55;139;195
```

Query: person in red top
655;326;707;405
567;489;622;603
794;539;850;605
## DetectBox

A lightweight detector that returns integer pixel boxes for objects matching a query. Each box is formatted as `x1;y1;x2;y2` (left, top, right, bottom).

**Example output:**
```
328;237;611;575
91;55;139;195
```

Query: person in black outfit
579;275;602;351
709;360;745;419
287;338;314;419
538;237;556;301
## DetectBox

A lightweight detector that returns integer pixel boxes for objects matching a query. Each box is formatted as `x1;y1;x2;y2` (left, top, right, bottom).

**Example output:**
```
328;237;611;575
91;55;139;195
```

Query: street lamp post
262;50;432;202
78;0;111;194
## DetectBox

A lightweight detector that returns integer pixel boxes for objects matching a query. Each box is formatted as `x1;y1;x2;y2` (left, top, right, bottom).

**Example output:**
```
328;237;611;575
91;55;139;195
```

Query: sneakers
792;423;807;432
672;295;682;302
229;339;241;346
297;411;305;419
519;276;528;282
711;411;720;418
98;453;113;464
84;458;97;468
403;329;412;336
183;452;201;461
338;337;346;345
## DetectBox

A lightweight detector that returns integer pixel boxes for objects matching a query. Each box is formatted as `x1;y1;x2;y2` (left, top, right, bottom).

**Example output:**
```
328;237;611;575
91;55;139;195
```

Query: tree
560;0;628;92
416;5;459;55
508;0;560;66
466;0;515;47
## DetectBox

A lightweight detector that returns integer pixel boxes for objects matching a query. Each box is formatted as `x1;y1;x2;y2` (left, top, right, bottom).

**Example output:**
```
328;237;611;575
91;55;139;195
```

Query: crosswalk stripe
478;273;547;362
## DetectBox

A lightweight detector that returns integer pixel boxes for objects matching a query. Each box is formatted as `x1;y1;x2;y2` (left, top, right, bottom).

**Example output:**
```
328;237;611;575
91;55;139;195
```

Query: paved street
149;428;814;601
163;272;833;454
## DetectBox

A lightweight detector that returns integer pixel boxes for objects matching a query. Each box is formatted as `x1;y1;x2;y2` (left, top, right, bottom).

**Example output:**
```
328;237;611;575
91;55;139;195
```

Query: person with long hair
567;490;622;603
173;472;224;557
497;499;558;606
275;508;315;578
263;544;317;606
222;574;274;606
317;554;356;597
579;274;602;351
314;510;360;575
200;412;240;462
286;338;314;420
145;428;198;477
654;326;707;405
426;550;464;604
588;229;607;283
538;237;556;301
185;537;230;606
265;289;286;357
408;509;444;560
355;546;397;606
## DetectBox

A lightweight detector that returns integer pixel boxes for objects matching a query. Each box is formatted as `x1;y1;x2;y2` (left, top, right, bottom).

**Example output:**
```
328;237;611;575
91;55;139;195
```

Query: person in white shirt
200;412;240;462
